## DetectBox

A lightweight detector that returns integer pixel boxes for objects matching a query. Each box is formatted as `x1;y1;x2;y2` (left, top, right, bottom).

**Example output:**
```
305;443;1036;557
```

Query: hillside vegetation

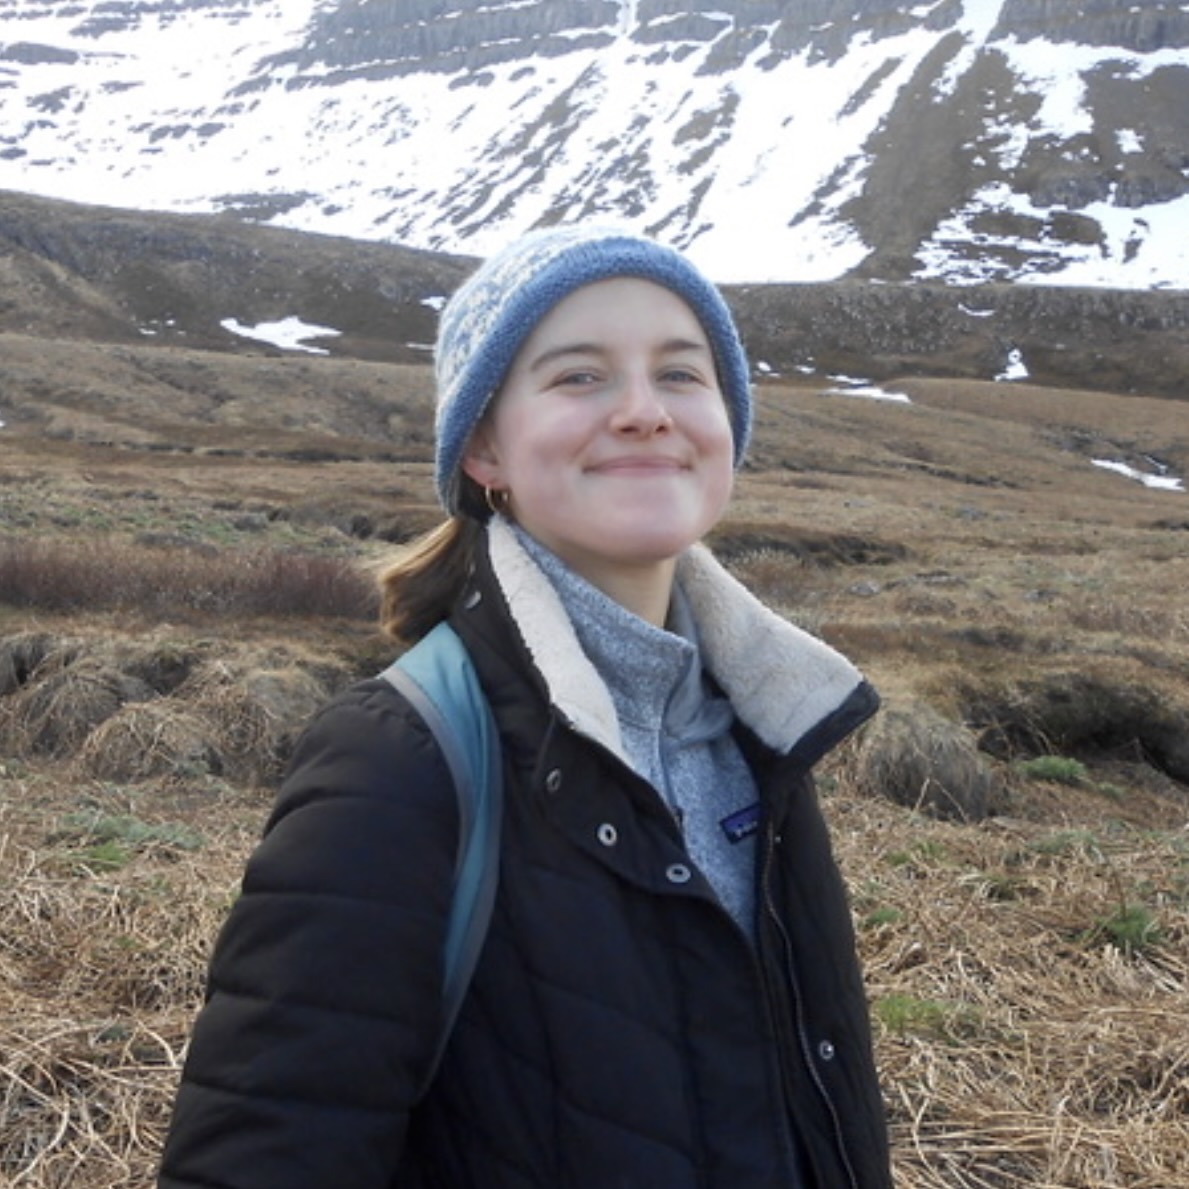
1;196;1187;1187
4;190;1189;396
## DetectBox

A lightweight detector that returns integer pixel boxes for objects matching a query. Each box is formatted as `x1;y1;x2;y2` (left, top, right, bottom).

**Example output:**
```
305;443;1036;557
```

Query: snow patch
957;0;1008;44
996;348;1029;381
221;316;342;355
1092;459;1185;492
824;376;912;403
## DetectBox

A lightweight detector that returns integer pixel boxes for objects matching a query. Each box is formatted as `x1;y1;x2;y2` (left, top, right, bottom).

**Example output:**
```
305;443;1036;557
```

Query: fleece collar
486;517;873;764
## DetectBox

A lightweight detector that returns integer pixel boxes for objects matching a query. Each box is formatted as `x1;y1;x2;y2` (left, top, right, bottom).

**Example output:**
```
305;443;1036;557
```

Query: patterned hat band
432;225;753;513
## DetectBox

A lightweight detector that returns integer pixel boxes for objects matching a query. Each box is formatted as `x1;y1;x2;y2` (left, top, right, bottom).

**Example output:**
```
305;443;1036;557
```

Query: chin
605;526;706;561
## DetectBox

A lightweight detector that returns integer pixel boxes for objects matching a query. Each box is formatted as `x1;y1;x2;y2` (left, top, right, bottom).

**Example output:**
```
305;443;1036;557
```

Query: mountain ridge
1;0;1187;288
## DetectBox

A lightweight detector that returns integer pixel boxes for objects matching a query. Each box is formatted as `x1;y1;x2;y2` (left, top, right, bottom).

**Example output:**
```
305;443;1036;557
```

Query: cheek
486;406;572;491
501;404;589;462
695;402;736;459
706;454;735;510
699;409;737;508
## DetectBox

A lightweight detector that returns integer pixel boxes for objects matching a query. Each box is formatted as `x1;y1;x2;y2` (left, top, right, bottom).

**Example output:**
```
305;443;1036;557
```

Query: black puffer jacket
159;519;891;1189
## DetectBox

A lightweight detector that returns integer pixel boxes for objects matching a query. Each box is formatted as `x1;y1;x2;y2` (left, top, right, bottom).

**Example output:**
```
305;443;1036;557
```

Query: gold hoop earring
484;486;509;517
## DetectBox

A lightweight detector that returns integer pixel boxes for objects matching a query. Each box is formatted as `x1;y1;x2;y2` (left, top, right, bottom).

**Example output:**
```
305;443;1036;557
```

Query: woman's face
461;277;735;598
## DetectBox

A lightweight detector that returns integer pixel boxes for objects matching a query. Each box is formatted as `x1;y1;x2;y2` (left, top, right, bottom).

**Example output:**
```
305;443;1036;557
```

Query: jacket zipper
761;822;861;1189
547;717;859;1185
753;944;807;1182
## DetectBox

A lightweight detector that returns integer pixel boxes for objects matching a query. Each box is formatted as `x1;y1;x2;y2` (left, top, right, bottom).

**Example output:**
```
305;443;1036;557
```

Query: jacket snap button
597;823;618;847
665;863;692;885
818;1040;836;1062
545;768;563;794
463;589;482;610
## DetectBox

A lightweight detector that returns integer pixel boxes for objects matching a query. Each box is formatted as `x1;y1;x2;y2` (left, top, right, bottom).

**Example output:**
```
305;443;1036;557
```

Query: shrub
875;993;979;1040
0;536;377;620
1087;903;1163;956
1016;754;1088;786
887;839;948;868
861;905;903;929
54;810;205;873
1024;829;1102;860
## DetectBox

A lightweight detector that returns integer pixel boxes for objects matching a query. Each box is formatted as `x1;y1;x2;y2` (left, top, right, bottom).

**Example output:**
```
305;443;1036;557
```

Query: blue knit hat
433;224;753;512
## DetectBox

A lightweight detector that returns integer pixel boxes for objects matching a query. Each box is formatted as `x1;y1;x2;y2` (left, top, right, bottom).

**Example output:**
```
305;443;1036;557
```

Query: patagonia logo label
720;802;761;844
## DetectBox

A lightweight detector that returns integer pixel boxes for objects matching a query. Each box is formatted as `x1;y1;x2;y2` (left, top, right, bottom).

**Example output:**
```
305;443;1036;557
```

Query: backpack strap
379;621;503;1100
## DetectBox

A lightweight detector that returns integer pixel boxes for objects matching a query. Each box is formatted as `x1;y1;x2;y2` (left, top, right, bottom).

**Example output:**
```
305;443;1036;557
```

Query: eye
551;369;603;389
659;364;710;386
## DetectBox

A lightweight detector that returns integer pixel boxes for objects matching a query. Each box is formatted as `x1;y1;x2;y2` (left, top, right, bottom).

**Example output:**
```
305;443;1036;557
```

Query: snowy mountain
1;0;1187;288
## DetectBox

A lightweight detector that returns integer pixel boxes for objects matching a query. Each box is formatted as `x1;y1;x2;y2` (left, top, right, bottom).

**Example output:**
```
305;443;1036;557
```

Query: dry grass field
2;329;1188;1188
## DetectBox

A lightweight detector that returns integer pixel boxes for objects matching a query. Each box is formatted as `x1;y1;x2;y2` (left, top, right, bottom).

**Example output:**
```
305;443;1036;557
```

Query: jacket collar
484;516;876;765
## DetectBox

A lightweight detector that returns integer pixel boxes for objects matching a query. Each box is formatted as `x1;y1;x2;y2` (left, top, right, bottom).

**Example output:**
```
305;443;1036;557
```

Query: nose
608;372;673;436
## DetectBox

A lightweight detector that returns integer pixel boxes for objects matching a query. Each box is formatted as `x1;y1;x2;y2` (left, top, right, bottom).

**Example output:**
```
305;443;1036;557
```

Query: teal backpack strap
379;621;503;1100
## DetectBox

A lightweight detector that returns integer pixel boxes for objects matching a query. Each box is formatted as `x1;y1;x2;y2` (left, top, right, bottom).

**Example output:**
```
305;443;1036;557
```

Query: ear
460;421;503;489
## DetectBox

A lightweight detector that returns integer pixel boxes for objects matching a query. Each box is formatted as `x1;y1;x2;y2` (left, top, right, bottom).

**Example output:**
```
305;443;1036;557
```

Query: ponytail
376;478;489;643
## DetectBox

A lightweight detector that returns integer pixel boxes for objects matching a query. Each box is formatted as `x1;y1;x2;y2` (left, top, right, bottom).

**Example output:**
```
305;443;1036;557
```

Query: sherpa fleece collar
486;517;872;764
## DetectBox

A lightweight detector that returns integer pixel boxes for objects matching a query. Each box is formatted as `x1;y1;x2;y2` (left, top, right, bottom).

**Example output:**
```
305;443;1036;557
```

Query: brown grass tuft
0;633;57;697
852;700;1007;822
185;660;341;786
1;657;154;759
77;703;222;784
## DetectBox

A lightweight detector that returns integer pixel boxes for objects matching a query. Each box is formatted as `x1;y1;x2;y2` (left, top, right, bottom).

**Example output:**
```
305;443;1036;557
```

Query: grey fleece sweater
516;529;759;936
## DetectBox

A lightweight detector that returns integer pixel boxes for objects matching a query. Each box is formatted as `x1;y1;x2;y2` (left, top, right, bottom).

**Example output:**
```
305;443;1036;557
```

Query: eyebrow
528;338;712;372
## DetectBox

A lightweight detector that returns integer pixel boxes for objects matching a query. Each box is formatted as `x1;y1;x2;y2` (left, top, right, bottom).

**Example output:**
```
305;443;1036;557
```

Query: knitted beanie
433;223;753;512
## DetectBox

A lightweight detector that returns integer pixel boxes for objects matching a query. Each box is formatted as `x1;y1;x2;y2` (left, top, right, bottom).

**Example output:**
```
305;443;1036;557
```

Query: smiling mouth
592;457;686;474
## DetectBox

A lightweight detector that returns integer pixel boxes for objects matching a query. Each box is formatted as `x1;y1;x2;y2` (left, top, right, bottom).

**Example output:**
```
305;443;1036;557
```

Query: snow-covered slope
1;0;1186;286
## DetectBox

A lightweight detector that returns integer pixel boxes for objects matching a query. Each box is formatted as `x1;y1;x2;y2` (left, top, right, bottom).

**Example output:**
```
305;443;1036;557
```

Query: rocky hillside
1;0;1186;287
288;0;1189;73
1;191;1187;402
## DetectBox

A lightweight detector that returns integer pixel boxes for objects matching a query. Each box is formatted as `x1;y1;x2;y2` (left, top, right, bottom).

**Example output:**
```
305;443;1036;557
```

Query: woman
158;225;892;1188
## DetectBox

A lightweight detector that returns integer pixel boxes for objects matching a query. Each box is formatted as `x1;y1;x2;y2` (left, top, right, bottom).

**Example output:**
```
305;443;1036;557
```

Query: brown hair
376;476;489;643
